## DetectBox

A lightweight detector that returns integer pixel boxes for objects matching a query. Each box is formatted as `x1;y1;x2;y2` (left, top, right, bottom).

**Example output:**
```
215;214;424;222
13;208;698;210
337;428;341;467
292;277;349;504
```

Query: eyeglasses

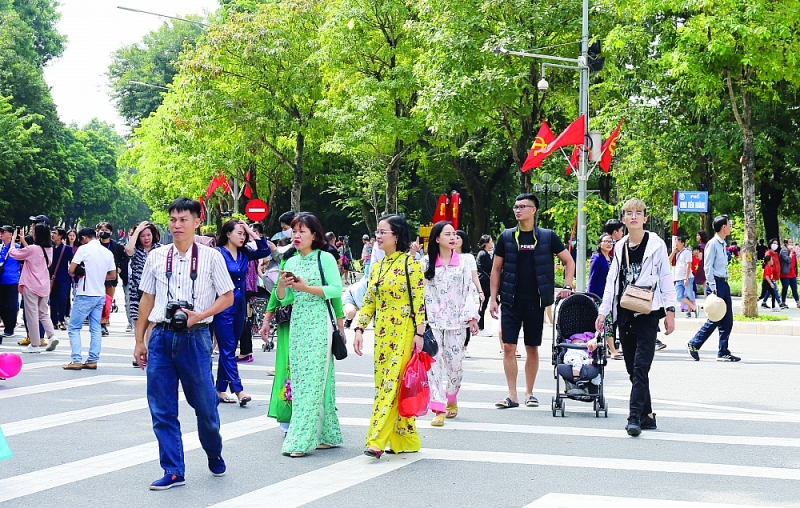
623;210;645;218
512;205;535;211
374;230;394;237
601;240;614;244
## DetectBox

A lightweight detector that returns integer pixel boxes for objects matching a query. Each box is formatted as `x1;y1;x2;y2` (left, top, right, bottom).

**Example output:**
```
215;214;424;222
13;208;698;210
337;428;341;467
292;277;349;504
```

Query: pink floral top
421;252;478;330
9;245;53;298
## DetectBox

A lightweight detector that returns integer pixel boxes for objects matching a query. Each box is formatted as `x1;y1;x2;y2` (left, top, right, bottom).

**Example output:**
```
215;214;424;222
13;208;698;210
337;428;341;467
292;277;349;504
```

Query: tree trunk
740;133;758;317
598;173;612;203
384;139;403;215
291;132;305;212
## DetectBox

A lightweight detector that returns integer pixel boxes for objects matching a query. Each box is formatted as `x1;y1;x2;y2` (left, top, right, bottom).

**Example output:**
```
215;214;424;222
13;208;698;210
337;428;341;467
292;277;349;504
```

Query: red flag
565;146;580;175
219;174;232;193
521;121;556;172
449;191;460;230
540;115;586;158
198;197;206;220
205;175;222;199
599;119;624;173
432;195;449;223
243;171;253;199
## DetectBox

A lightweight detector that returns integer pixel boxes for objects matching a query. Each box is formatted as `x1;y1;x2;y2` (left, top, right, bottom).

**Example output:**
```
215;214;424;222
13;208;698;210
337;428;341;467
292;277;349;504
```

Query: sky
43;0;221;135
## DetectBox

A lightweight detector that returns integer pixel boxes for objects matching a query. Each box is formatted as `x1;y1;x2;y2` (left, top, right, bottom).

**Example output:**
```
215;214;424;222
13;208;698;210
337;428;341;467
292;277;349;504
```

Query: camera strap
165;243;199;304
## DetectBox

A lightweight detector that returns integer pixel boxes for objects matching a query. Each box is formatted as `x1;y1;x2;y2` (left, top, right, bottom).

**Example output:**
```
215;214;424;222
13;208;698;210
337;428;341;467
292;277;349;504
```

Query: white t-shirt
672;248;693;282
73;240;116;297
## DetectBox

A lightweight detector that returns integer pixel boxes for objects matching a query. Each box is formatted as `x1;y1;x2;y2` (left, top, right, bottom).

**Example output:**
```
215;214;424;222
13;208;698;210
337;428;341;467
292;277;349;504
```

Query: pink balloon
0;353;22;378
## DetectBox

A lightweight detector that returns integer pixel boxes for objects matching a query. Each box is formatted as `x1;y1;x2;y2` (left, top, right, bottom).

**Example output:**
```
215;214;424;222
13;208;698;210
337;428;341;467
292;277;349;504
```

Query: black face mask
99;231;111;240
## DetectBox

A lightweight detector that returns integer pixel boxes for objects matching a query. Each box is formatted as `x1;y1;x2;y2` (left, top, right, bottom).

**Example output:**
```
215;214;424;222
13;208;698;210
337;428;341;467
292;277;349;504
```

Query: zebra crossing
1;319;799;507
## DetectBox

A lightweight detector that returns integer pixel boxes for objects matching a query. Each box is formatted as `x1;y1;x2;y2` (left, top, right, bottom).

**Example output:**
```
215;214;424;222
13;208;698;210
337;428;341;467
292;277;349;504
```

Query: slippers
612;354;624;360
525;396;539;407
495;397;519;409
219;396;237;404
239;396;252;407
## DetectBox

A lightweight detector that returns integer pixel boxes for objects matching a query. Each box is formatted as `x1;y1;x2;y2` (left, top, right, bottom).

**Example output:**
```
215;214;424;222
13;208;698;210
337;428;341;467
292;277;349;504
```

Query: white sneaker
463;349;471;358
23;345;41;354
478;330;493;337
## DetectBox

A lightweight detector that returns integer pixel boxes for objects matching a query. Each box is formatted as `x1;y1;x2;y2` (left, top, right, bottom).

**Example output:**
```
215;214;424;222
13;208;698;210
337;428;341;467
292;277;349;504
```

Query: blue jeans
675;278;695;309
781;277;798;304
68;295;105;363
147;324;221;476
50;276;71;325
212;291;246;393
762;284;782;306
690;278;733;356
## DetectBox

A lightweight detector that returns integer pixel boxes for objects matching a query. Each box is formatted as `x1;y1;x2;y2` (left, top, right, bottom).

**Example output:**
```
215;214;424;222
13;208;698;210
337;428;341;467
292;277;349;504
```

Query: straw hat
704;292;727;322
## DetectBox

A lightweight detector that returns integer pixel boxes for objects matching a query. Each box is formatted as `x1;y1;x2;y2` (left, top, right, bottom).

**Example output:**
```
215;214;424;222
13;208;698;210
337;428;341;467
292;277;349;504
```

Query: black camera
165;300;194;331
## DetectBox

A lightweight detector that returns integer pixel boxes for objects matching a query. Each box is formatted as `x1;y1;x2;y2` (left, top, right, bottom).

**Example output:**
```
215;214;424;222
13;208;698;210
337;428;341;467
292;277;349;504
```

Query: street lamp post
532;173;561;229
492;0;591;291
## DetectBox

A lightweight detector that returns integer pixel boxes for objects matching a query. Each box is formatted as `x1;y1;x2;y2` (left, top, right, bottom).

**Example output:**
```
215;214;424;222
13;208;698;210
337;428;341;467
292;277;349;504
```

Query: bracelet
414;332;424;338
354;327;365;333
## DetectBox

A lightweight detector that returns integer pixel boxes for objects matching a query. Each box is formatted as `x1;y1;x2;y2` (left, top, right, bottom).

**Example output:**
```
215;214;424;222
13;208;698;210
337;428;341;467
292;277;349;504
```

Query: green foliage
108;18;206;127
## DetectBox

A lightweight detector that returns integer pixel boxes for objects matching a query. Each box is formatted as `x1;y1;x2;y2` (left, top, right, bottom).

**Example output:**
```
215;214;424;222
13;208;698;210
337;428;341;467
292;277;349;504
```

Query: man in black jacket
489;193;575;409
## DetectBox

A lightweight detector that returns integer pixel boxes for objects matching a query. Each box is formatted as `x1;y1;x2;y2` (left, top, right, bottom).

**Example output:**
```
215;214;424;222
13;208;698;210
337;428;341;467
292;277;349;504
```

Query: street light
492;0;593;291
116;6;209;27
533;174;561;229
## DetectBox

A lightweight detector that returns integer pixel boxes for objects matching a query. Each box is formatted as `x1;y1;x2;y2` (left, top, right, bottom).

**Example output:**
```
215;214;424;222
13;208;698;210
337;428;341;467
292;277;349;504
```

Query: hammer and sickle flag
520;121;556;172
599;118;624;173
432;194;449;223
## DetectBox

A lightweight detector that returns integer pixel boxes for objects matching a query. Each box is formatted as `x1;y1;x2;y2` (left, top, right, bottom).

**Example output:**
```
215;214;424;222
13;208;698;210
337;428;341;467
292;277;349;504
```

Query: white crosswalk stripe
1;332;800;507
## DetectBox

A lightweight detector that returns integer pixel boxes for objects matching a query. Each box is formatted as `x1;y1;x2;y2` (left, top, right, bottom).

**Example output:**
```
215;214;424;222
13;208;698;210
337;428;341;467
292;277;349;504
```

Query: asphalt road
1;302;799;508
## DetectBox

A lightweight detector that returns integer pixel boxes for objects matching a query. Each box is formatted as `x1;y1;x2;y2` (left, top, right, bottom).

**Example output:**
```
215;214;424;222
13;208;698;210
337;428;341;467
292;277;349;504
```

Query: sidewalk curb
674;317;800;336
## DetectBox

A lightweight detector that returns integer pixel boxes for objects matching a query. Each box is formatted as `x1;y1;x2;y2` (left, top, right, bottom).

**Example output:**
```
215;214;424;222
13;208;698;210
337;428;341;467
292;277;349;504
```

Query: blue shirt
587;252;610;298
0;242;21;285
50;243;74;280
704;235;729;290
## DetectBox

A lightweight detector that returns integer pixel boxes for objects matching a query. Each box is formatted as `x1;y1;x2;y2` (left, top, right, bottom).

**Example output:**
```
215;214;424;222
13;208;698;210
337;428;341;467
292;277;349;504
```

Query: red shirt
790;251;797;278
763;265;775;281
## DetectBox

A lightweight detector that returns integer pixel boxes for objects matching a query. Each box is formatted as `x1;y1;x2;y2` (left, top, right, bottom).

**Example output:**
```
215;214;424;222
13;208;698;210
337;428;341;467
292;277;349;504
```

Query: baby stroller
551;292;608;418
255;258;280;352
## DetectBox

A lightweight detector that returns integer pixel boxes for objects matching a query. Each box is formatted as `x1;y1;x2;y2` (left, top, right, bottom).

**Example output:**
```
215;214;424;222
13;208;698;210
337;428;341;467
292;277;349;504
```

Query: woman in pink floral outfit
421;221;479;426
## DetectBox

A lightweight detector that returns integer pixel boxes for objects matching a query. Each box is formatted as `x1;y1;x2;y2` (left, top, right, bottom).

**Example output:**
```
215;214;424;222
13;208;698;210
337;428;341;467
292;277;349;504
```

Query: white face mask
772;244;779;251
283;227;292;236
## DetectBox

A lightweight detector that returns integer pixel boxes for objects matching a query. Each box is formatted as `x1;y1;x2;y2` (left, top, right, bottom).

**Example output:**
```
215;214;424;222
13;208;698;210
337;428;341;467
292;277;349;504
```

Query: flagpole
576;0;590;291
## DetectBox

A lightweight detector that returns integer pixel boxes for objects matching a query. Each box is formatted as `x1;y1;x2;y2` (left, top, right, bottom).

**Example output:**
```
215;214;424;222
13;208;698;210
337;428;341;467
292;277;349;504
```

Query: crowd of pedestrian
2;193;786;491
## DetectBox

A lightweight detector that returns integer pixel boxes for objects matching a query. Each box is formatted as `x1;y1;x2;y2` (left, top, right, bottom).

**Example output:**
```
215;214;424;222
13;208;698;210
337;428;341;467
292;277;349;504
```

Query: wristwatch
666;306;676;313
353;326;365;333
564;285;573;291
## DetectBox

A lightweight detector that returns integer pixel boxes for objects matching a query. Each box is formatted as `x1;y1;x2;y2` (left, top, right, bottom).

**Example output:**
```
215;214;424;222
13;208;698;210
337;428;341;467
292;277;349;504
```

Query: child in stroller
557;332;602;397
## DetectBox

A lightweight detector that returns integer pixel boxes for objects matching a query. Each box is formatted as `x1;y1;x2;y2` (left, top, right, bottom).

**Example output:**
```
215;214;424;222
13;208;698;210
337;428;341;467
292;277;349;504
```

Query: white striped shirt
139;243;235;324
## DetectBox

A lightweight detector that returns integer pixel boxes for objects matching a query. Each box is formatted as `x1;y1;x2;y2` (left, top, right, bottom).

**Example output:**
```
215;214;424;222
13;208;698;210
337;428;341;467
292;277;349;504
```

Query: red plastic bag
102;295;112;321
398;351;435;418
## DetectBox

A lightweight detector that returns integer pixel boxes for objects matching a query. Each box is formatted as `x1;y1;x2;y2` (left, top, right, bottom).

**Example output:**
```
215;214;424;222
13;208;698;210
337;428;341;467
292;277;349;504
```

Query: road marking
525;493;770;507
0;415;278;503
209;454;423;508
0;375;143;399
419;448;800;480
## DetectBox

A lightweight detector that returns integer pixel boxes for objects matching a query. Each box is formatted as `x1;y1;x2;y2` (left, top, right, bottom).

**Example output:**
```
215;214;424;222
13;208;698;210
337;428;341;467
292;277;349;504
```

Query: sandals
219;396;237;404
364;448;384;459
525;396;539;407
495;397;519;409
238;395;252;407
431;414;446;426
316;444;333;450
445;403;458;419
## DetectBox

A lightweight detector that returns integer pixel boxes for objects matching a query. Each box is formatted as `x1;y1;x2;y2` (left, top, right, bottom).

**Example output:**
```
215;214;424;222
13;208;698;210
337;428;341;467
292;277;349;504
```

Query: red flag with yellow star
565;146;580;175
600;119;624;173
521;121;556;172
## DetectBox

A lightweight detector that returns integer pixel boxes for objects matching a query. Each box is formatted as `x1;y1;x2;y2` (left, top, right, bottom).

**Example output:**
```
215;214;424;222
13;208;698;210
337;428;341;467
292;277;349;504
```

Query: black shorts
105;279;118;288
501;300;544;347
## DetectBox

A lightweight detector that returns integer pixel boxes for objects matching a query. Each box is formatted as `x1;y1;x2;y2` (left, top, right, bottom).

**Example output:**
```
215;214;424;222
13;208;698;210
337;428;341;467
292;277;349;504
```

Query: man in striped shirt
134;198;235;491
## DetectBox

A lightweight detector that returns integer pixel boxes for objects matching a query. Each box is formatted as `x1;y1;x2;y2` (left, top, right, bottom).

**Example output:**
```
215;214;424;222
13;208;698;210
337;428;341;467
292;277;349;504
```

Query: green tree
609;0;800;316
108;18;206;128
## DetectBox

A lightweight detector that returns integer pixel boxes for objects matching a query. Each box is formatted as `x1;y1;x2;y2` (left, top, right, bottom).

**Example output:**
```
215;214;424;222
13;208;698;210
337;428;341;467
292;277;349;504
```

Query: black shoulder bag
404;255;438;357
318;251;347;360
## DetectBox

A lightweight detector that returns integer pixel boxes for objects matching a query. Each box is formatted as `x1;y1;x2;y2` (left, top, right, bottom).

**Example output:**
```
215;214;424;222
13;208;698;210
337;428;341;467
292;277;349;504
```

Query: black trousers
0;283;19;337
238;314;253;356
618;313;658;422
477;279;490;330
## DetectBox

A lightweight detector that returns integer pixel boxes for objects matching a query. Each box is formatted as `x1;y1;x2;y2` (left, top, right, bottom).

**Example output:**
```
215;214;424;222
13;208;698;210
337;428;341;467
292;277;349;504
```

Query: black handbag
404;256;439;357
318;252;347;360
274;305;292;324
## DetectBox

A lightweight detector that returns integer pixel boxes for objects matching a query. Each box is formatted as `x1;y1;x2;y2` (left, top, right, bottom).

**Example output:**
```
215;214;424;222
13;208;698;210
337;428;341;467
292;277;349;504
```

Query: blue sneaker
150;473;185;490
208;456;226;476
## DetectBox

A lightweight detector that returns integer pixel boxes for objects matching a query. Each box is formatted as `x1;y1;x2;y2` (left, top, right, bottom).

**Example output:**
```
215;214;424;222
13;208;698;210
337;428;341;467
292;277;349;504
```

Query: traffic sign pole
672;190;679;250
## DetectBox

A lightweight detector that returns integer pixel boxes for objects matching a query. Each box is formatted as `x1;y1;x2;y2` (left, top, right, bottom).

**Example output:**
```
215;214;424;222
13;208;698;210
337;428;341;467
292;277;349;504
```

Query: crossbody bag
403;255;439;357
618;241;655;315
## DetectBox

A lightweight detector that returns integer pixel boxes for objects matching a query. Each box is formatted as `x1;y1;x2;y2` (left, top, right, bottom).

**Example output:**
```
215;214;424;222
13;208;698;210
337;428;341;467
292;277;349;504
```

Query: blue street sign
677;191;709;213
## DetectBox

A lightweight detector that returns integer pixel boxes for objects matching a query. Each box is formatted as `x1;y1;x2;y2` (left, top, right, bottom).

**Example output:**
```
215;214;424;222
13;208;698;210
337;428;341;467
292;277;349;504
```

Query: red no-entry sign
245;199;269;222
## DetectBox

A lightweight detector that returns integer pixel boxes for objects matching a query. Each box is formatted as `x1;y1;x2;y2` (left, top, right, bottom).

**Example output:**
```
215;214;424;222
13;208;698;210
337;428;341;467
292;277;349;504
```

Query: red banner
432;194;449;223
600;119;624;173
449;192;460;230
521;121;556;172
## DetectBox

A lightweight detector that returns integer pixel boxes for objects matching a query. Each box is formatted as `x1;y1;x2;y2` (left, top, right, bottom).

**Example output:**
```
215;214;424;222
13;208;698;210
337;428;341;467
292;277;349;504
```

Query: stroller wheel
560;401;565;417
262;342;268;352
551;396;558;417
